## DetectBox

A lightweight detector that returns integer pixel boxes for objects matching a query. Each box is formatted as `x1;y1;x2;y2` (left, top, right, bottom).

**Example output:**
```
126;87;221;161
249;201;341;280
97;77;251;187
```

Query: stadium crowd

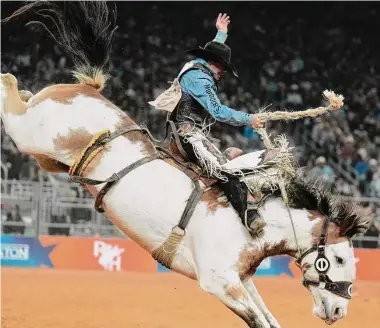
1;2;379;243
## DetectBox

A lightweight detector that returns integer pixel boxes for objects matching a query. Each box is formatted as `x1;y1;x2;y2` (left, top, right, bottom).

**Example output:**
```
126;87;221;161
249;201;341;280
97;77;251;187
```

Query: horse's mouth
325;318;337;325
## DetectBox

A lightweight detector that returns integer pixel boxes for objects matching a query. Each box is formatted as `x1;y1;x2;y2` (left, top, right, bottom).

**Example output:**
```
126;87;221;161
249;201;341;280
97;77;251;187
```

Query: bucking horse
1;2;370;327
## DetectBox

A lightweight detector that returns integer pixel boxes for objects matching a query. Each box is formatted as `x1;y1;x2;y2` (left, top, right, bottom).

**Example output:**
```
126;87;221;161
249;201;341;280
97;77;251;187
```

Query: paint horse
1;2;369;327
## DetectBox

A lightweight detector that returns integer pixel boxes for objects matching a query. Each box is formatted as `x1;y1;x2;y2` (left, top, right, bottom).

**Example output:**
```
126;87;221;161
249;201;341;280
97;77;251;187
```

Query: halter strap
296;216;353;300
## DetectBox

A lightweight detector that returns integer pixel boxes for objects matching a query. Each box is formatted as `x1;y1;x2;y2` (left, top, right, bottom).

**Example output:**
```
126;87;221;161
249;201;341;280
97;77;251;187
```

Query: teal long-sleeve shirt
179;31;254;126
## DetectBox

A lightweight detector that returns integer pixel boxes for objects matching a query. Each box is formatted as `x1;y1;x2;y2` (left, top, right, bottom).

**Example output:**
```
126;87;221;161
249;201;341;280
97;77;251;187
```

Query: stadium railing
1;179;378;247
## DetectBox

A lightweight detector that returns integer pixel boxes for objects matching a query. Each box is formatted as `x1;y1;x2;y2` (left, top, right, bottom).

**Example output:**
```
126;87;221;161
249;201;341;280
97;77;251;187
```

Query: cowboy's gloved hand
216;13;230;34
252;114;264;129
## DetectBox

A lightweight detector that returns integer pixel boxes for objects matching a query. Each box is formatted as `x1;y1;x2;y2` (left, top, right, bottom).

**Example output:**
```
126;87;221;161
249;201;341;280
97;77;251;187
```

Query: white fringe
181;128;296;195
182;130;229;181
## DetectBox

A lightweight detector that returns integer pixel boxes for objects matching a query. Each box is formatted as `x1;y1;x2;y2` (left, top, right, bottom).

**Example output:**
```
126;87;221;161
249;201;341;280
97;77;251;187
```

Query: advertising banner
1;235;156;272
1;235;379;280
1;235;55;268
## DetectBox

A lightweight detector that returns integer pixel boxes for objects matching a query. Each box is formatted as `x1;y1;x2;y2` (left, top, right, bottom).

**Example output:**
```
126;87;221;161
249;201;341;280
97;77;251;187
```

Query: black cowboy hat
187;41;238;78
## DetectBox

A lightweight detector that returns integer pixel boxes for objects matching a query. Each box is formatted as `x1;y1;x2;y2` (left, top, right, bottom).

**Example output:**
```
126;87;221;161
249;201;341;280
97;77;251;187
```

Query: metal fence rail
1;179;379;247
1;179;123;238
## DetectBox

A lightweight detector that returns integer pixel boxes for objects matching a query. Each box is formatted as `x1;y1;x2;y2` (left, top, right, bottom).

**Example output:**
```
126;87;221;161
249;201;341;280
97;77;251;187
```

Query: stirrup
247;201;259;211
244;206;265;237
244;210;254;233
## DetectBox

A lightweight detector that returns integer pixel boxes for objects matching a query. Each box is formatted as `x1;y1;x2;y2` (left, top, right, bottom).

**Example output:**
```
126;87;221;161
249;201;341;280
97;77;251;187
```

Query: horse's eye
335;256;344;265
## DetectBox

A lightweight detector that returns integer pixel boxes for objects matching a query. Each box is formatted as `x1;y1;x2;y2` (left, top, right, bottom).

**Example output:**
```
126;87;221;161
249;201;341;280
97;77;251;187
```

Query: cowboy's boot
245;201;266;237
220;177;266;235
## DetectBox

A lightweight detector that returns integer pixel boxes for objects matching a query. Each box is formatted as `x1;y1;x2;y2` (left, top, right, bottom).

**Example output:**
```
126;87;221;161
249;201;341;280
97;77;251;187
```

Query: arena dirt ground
2;268;380;328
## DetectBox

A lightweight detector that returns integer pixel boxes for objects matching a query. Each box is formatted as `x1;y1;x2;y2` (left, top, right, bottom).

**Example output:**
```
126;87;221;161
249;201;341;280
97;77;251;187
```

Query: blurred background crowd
1;2;379;245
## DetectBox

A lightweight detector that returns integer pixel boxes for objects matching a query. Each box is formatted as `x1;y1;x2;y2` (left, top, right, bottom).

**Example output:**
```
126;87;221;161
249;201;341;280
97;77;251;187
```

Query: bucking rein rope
68;90;344;268
256;90;344;259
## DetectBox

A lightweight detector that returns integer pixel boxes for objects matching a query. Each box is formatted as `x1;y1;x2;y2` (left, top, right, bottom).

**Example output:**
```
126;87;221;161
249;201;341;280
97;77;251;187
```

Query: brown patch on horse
307;210;323;221
114;113;156;156
301;263;312;274
264;240;291;257
33;154;69;173
1;73;28;116
311;220;347;245
236;247;264;280
308;210;349;244
53;127;95;161
225;285;246;301
237;241;292;281
201;186;229;214
28;84;118;109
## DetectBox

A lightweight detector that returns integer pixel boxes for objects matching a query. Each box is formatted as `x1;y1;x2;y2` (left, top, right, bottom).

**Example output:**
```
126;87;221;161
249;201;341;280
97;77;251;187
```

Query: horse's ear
345;215;371;238
335;203;371;238
342;211;371;238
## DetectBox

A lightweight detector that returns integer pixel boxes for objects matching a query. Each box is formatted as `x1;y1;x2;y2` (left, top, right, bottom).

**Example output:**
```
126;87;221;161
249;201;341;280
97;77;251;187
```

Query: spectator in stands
339;135;356;168
1;205;25;235
2;212;15;235
368;172;380;198
49;215;70;236
14;204;25;235
285;84;303;110
310;156;335;188
335;178;355;197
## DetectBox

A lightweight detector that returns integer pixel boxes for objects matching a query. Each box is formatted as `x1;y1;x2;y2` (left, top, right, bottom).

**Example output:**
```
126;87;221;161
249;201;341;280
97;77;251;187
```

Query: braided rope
252;90;344;254
256;90;344;123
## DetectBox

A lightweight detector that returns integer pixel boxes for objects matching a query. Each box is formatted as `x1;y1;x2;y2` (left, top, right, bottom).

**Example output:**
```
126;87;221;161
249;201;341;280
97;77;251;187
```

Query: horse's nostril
333;307;342;318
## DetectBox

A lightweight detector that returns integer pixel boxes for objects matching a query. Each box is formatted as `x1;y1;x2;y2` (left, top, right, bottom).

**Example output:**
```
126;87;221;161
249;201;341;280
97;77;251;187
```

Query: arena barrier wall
1;235;380;281
0;235;156;272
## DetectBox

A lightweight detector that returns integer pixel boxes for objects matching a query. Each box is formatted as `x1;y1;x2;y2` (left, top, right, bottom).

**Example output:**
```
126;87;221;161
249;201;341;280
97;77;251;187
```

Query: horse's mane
3;1;118;91
274;176;370;238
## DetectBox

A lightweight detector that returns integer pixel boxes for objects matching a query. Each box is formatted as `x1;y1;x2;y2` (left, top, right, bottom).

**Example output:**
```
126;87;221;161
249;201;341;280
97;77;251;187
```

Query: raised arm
213;13;230;43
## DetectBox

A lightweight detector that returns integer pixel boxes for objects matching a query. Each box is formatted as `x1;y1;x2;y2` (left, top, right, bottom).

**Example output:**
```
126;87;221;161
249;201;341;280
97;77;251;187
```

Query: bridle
295;217;353;300
278;181;353;300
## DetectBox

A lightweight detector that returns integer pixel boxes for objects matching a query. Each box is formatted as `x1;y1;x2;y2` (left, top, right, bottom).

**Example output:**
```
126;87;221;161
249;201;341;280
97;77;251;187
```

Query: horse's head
272;179;371;324
297;202;370;325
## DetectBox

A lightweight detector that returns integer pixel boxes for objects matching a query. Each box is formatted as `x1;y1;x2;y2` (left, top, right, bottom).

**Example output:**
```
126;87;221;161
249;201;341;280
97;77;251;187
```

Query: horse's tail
3;1;118;91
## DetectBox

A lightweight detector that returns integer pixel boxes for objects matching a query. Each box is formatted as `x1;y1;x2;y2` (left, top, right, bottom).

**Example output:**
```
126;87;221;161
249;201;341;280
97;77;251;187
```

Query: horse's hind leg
198;270;270;328
243;279;281;328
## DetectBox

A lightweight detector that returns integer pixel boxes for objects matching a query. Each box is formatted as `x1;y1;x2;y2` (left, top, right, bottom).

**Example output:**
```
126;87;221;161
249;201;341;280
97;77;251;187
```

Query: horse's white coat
222;150;266;170
0;75;357;327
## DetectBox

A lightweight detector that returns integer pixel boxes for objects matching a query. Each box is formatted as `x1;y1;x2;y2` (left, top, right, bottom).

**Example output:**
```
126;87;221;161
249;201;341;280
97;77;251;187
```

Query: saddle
160;120;288;192
162;138;217;188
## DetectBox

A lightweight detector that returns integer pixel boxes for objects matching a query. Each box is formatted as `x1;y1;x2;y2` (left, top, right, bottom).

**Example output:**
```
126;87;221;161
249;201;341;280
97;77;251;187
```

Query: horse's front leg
198;269;271;328
243;279;281;328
